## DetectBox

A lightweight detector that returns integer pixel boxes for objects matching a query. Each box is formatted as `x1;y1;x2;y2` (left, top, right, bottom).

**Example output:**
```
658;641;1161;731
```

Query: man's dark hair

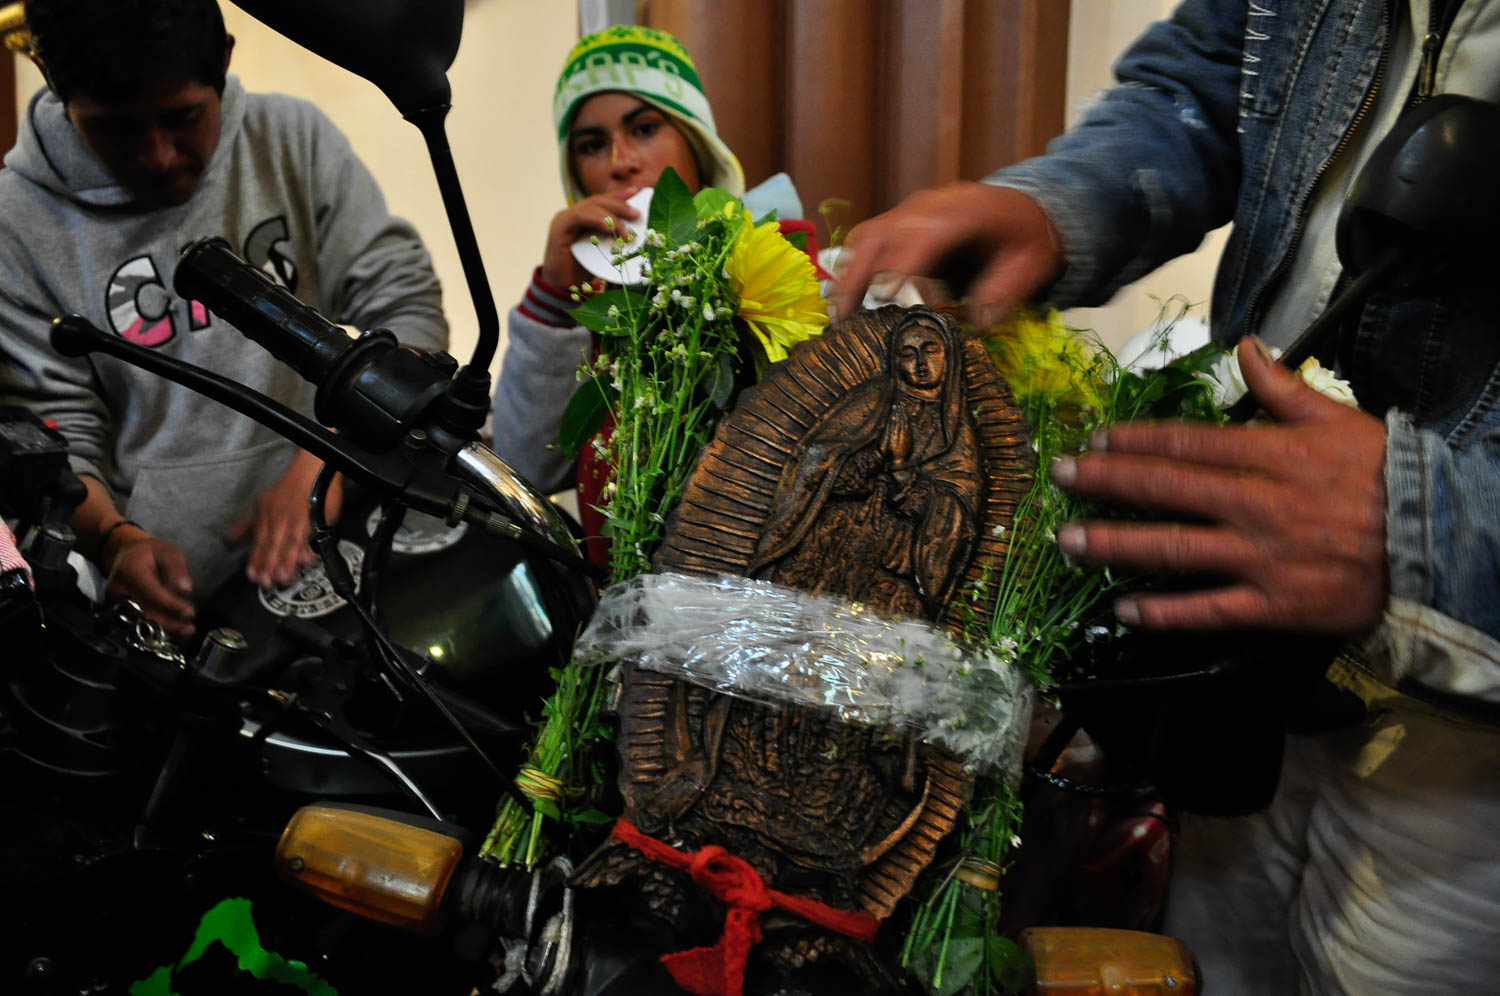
26;0;229;104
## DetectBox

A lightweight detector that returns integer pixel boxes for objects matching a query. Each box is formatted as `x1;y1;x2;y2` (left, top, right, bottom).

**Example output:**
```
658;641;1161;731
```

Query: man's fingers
965;253;1055;327
270;520;312;585
1058;519;1257;574
249;516;305;587
834;226;889;318
223;509;253;546
1056;452;1262;524
155;543;194;600
1238;335;1342;423
838;234;981;319
140;576;196;626
1113;584;1277;630
1087;421;1306;476
109;544;196;635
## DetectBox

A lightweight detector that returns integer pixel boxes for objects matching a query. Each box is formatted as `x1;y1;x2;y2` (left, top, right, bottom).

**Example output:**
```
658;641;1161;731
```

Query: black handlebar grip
174;236;354;384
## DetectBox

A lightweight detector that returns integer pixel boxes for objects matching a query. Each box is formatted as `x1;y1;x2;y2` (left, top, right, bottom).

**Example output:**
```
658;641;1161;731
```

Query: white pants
1164;703;1500;995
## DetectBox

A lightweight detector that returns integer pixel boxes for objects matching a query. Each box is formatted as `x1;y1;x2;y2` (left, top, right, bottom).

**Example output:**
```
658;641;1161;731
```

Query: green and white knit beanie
553;25;745;203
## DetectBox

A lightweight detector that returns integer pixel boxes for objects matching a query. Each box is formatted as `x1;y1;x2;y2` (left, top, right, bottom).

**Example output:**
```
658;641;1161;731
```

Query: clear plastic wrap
574;573;1034;777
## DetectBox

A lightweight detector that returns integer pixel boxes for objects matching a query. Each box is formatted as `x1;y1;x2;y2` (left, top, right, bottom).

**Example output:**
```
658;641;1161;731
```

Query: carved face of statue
895;321;947;393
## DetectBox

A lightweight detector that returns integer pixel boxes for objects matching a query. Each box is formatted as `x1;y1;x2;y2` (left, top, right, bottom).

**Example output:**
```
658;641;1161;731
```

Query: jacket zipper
1240;2;1390;339
1415;0;1465;101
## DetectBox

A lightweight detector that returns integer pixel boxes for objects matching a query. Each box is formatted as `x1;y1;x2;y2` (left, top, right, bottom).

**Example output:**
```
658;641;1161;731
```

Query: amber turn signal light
1021;927;1198;995
276;803;466;935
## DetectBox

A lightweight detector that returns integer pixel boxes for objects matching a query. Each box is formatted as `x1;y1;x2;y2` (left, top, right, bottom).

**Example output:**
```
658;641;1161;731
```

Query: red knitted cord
610;819;881;996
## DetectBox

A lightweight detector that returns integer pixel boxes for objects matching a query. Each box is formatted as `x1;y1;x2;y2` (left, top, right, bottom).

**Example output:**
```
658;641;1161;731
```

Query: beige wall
13;2;578;380
1060;0;1230;353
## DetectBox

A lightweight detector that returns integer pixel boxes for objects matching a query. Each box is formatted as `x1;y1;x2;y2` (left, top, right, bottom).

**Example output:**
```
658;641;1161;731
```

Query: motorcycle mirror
226;0;463;114
1337;93;1500;287
226;0;503;379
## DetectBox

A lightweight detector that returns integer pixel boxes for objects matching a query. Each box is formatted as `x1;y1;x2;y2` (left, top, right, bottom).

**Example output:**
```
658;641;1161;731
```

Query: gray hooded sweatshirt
0;76;447;591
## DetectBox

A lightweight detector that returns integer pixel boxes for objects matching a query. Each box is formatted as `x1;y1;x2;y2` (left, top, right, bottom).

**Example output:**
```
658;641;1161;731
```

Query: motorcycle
17;0;1482;990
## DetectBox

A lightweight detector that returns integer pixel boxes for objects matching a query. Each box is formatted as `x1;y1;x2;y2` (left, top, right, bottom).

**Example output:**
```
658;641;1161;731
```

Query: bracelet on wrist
99;518;143;551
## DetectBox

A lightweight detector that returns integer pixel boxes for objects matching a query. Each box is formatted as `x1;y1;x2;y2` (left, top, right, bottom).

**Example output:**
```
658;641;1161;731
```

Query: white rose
1199;342;1282;408
1296;357;1359;407
1202;349;1249;407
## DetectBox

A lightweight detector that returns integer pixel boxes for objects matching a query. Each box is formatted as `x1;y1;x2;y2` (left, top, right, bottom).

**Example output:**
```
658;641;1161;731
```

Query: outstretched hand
1052;337;1388;634
834;182;1064;324
226;450;341;589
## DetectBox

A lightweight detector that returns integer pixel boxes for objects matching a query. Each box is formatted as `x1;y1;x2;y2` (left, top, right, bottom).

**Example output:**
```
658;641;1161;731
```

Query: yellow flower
725;218;828;364
981;307;1105;414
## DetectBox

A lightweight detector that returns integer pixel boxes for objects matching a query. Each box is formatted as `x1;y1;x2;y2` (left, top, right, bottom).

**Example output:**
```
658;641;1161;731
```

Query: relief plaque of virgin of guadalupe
573;306;1034;992
749;310;981;621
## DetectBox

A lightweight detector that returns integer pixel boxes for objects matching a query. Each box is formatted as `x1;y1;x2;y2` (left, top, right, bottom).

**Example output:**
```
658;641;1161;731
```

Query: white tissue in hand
572;186;654;286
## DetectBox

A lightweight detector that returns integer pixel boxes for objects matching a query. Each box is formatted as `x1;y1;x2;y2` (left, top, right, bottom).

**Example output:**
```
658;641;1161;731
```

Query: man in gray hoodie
0;0;447;635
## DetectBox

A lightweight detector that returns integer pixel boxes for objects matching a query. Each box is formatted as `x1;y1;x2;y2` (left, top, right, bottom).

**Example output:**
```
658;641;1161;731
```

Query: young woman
492;27;800;563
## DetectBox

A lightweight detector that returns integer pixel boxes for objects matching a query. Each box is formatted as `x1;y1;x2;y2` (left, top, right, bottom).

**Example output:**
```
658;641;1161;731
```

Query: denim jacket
991;0;1500;713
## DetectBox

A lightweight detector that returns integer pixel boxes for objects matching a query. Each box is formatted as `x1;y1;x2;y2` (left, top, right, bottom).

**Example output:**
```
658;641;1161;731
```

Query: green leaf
1168;340;1226;376
532;797;562;821
932;936;985;996
783;229;809;251
649;166;699;245
559;374;617;458
702;352;735;409
566;808;614;825
755;209;779;223
693;187;738;220
569;288;639;335
985;936;1034;995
